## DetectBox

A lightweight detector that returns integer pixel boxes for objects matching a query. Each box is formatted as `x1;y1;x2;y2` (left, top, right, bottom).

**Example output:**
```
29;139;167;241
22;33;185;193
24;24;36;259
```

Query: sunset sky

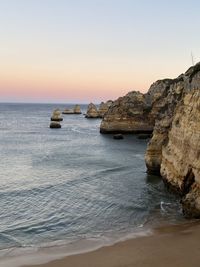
0;0;200;103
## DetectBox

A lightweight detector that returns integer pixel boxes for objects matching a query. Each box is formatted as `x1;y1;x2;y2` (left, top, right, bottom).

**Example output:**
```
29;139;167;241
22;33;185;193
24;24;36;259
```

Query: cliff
100;79;175;133
145;62;200;217
100;91;153;133
100;62;200;217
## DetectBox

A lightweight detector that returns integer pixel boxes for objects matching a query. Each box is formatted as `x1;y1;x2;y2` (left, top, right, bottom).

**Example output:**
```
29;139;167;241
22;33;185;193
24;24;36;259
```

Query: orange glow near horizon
0;1;199;103
0;65;151;103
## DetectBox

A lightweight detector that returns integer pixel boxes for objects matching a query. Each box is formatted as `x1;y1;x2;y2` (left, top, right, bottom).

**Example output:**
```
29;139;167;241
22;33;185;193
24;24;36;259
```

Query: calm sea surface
0;103;186;265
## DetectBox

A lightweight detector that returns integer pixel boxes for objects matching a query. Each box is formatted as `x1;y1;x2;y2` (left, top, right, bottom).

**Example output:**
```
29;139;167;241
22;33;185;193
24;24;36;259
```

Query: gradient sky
0;0;200;103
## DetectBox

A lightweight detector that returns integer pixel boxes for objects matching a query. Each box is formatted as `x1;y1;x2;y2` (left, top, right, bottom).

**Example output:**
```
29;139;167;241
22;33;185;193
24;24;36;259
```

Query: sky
0;0;200;103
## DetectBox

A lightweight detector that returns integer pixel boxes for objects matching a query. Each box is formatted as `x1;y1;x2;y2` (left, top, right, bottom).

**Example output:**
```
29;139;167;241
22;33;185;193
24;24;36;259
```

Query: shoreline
1;220;199;267
22;220;200;267
0;226;153;267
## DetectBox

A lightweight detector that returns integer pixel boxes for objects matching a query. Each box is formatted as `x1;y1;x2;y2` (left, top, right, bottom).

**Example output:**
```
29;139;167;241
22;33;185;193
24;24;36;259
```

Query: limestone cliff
145;62;200;217
161;89;200;217
99;61;200;217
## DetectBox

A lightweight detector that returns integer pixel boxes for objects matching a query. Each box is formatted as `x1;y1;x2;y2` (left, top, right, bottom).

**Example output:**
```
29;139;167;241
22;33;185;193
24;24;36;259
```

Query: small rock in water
113;134;124;140
50;122;61;129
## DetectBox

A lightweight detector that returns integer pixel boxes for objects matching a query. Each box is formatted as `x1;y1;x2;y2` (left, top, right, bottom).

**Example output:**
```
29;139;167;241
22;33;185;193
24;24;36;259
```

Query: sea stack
62;108;74;114
51;109;63;121
85;103;99;118
98;100;113;118
73;104;82;114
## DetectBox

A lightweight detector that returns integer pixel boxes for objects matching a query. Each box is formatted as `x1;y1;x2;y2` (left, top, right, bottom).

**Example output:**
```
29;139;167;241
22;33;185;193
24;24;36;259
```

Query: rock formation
62;105;82;114
85;103;99;118
98;100;113;118
100;91;154;133
161;89;200;217
99;61;200;217
50;121;61;128
62;108;74;114
145;62;200;217
73;105;82;114
98;102;109;118
51;109;63;121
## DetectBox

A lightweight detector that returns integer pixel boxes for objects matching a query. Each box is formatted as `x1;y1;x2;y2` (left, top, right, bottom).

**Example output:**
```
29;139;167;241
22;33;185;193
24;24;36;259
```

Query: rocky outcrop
100;79;177;134
98;100;113;118
145;62;200;217
62;108;74;114
100;91;155;133
73;105;82;114
51;109;63;121
98;61;200;217
145;77;184;174
62;105;82;114
161;89;200;217
85;103;99;118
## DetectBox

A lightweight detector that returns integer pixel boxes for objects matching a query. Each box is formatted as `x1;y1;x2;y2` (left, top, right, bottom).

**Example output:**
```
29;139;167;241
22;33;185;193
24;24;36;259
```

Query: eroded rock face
145;77;185;174
100;91;154;133
161;90;200;217
85;103;99;118
100;79;176;134
145;62;200;217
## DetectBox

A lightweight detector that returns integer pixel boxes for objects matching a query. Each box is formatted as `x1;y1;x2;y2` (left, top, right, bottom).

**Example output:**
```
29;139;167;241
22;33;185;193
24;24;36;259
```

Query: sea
0;103;187;266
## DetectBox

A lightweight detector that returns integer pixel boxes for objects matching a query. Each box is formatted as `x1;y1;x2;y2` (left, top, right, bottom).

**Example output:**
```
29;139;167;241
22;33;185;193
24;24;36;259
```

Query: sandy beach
23;222;200;267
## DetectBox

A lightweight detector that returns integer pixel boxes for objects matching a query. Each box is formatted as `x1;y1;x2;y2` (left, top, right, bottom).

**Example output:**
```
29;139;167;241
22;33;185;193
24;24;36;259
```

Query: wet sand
24;221;200;267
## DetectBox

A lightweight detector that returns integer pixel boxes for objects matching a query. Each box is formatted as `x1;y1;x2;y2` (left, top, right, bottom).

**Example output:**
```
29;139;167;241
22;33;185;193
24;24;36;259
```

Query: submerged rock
113;134;124;140
85;103;99;118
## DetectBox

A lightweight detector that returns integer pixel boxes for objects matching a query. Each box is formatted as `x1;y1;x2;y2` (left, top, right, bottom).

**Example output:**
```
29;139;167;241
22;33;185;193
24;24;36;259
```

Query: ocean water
0;103;186;266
